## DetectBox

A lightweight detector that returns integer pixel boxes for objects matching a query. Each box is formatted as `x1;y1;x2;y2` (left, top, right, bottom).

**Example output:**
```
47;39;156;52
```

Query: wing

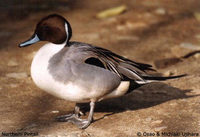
81;45;155;84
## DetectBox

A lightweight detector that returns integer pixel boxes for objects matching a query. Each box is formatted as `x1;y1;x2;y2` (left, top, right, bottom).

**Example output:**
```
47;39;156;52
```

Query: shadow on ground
17;82;196;132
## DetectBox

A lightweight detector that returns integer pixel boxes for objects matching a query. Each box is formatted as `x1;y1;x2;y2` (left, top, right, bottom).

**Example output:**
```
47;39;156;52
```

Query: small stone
180;42;200;50
104;116;109;119
116;24;127;31
7;60;18;67
51;110;59;114
116;21;147;31
0;87;2;90
6;72;28;79
152;120;163;124
145;117;152;122
194;54;200;59
143;12;154;18
164;71;174;76
9;84;18;88
125;109;131;112
154;126;167;131
154;8;166;15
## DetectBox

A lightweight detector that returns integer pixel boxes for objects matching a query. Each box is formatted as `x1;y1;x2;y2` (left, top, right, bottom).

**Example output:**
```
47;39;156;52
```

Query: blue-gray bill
19;34;40;47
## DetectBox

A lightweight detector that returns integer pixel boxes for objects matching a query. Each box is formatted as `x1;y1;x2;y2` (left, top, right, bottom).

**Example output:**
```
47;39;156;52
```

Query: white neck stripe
56;23;69;46
65;23;69;42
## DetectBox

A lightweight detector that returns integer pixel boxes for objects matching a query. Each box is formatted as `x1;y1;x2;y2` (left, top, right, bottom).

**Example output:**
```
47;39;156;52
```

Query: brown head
19;14;72;47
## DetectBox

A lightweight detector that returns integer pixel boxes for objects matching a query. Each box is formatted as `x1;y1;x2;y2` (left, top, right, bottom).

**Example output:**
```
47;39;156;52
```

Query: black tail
143;74;187;81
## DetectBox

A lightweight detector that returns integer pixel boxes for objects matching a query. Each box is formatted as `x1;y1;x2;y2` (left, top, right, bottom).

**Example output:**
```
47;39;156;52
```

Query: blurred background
0;0;200;136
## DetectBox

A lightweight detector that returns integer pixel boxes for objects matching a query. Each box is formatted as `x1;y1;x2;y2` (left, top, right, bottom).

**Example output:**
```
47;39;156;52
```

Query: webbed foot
56;101;95;129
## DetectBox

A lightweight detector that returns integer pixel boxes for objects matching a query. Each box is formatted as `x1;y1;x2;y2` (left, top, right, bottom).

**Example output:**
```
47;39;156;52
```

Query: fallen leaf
96;5;127;19
194;12;200;21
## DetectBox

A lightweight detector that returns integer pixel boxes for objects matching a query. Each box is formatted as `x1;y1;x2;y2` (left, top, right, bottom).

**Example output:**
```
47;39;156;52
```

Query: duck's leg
74;103;85;117
56;103;83;121
56;102;95;129
68;101;95;129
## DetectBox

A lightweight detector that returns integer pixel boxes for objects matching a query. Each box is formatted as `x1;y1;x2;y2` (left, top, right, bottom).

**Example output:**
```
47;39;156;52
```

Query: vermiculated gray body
48;42;121;101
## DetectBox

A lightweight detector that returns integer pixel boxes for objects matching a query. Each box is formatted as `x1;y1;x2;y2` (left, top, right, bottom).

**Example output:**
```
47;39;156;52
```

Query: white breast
31;43;86;101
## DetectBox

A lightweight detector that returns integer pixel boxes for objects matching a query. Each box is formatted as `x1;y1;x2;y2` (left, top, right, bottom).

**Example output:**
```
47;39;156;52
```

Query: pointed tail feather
135;74;187;84
143;74;187;81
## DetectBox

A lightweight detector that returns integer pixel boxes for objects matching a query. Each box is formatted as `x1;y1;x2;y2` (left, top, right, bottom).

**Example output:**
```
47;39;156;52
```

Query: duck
19;14;185;129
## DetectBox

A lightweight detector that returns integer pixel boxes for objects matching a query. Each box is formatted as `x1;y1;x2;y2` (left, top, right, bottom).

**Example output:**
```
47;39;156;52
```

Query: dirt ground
0;0;200;137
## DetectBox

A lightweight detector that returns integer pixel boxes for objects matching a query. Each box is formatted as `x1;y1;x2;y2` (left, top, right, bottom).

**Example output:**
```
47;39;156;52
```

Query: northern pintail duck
19;14;184;129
